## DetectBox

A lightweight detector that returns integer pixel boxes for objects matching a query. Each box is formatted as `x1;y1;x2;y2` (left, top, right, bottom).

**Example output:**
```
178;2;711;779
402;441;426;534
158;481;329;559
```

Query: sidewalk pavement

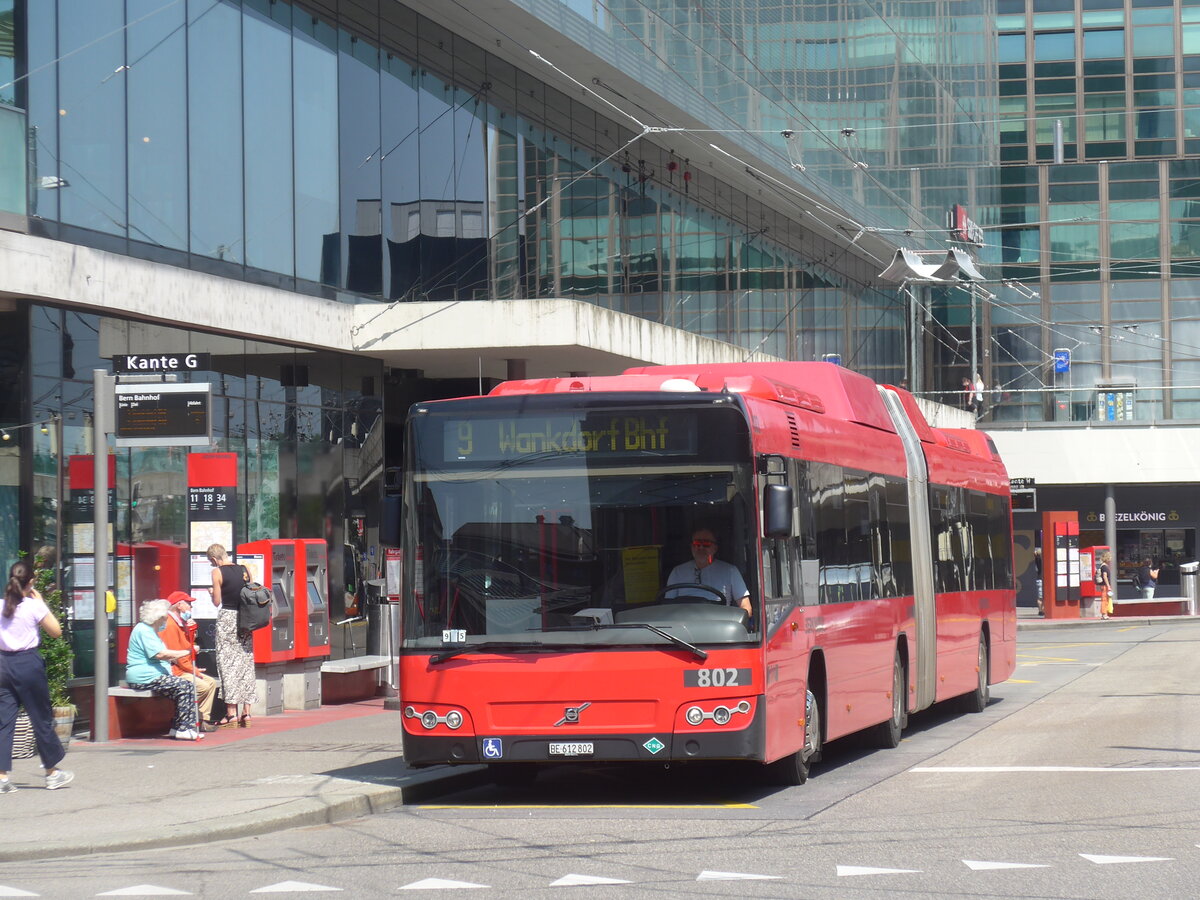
1;698;488;863
7;610;1200;862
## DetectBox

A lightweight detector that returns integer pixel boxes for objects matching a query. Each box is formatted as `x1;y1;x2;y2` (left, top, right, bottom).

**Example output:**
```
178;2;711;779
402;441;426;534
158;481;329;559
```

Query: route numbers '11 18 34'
396;362;1016;786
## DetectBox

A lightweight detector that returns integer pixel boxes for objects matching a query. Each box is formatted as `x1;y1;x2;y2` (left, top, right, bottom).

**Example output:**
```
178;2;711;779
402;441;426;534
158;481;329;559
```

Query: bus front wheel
769;689;821;786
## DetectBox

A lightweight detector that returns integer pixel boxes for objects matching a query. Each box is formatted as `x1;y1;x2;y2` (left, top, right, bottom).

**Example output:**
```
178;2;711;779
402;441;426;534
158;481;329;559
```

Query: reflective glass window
1084;94;1126;140
1131;8;1173;24
1136;90;1176;107
1081;10;1126;26
1084;29;1124;58
1049;224;1101;260
58;1;126;236
381;52;420;301
1137;109;1176;138
1034;32;1075;61
188;0;243;264
127;0;187;251
1133;26;1174;56
243;0;294;276
1185;26;1200;54
0;1;11;107
1185;107;1200;138
339;30;382;295
293;17;338;286
999;33;1027;63
1111;200;1160;219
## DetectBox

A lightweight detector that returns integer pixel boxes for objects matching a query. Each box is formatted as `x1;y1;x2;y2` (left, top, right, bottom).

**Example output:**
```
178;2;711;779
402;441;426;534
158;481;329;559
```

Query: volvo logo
554;701;591;727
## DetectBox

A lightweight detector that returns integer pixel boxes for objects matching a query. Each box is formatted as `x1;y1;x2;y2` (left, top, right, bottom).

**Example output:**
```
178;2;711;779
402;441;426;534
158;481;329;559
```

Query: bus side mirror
763;484;793;538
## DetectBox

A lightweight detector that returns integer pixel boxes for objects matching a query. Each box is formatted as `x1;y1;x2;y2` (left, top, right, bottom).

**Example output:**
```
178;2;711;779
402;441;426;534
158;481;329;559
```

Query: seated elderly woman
125;599;202;741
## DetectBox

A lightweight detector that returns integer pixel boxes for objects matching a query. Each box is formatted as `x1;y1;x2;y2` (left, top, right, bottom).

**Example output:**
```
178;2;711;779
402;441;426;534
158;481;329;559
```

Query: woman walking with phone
0;560;74;792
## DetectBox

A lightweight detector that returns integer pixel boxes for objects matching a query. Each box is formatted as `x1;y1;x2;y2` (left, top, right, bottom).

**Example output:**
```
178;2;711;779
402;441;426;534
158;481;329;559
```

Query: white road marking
549;875;631;886
911;765;1200;773
398;879;488;890
95;888;191;897
1080;854;1173;865
963;860;1051;871
836;866;921;877
0;887;37;898
249;882;343;893
696;871;781;880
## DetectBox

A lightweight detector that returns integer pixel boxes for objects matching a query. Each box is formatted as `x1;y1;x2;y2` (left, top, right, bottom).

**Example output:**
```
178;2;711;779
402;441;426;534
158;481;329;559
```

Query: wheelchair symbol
482;738;503;759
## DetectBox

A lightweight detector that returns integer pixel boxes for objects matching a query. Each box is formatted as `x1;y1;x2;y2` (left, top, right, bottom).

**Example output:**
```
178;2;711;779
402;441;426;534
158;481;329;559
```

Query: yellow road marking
1005;679;1036;684
1018;654;1080;663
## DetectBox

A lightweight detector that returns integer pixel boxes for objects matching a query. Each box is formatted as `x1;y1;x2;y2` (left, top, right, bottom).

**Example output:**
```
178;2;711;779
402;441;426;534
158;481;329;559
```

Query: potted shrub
33;546;75;745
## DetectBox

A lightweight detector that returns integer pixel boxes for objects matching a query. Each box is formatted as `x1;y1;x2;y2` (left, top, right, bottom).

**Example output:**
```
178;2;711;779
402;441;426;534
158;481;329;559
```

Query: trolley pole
92;369;115;743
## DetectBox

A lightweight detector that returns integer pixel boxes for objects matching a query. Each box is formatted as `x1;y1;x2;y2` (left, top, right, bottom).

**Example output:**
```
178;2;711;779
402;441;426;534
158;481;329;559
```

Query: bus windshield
401;396;758;652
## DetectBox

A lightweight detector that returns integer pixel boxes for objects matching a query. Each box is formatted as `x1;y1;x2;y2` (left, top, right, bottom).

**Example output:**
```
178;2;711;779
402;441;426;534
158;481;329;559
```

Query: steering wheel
653;582;731;606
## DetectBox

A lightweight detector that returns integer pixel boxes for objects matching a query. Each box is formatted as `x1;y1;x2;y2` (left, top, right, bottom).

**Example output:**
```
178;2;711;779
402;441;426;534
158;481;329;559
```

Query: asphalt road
4;619;1200;898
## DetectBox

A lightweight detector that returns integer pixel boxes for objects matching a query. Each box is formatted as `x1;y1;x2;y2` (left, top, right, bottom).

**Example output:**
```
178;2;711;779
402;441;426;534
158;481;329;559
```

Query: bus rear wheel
872;651;906;749
960;637;990;713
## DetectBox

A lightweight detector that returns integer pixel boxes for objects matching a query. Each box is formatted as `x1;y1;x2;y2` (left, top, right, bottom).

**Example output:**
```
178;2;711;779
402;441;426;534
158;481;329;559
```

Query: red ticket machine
1081;545;1109;618
236;539;296;664
295;539;331;658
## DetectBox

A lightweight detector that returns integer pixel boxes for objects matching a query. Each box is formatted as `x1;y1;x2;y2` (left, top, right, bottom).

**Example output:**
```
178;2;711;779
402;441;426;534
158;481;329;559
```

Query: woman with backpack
208;544;258;728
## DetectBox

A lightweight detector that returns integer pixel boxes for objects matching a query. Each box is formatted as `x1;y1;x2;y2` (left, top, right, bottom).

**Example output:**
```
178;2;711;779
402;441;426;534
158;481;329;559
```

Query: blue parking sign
1053;349;1070;373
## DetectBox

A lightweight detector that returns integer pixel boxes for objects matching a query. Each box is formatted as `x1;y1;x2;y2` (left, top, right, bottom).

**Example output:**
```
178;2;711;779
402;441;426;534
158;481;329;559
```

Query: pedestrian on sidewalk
1098;551;1114;619
163;592;223;731
126;599;202;741
208;545;257;728
0;560;74;792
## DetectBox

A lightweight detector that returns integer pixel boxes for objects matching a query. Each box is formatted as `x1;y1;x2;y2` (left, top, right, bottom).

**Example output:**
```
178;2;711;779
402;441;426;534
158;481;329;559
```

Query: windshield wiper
544;622;708;661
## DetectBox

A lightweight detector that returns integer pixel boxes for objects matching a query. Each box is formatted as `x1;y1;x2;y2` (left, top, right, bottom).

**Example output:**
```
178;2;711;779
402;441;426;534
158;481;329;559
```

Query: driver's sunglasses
692;540;716;548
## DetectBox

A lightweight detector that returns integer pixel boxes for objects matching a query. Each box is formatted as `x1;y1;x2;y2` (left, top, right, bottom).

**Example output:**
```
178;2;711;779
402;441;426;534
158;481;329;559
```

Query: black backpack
238;566;273;632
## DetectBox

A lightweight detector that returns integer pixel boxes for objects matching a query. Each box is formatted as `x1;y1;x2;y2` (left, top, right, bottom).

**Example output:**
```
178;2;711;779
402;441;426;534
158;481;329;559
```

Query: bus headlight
682;699;753;727
405;705;468;731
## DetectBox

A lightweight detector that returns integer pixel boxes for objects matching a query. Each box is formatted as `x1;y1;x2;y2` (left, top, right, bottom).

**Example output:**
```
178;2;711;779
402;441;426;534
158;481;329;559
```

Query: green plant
32;549;74;710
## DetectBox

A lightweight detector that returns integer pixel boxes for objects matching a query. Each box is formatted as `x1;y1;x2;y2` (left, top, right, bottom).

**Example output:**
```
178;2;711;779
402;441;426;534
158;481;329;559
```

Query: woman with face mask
125;599;201;740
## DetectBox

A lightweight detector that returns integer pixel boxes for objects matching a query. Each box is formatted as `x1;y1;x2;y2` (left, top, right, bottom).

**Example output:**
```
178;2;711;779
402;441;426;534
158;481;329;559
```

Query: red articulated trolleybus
398;362;1016;785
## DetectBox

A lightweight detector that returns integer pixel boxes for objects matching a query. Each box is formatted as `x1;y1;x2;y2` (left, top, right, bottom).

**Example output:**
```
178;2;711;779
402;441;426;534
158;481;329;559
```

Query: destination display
115;383;211;447
441;412;699;462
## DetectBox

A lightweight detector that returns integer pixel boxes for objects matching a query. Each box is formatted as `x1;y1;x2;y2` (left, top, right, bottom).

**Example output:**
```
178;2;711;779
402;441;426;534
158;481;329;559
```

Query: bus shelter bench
320;655;391;704
105;679;221;740
1112;596;1192;617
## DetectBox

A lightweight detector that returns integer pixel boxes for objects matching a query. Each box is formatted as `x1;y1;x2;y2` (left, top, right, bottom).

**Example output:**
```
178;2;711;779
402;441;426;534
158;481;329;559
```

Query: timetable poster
187;452;238;595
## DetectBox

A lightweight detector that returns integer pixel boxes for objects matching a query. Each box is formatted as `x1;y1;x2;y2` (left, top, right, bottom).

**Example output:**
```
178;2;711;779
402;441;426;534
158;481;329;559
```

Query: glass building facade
0;0;1004;668
995;0;1200;423
5;0;997;379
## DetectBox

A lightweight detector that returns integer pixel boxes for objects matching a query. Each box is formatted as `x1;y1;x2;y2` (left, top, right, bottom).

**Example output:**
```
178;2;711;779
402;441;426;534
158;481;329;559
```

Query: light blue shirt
665;559;749;605
125;622;171;685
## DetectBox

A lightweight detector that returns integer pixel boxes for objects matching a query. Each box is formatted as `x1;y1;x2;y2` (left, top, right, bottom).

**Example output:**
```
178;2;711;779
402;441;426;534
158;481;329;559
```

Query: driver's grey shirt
665;559;748;604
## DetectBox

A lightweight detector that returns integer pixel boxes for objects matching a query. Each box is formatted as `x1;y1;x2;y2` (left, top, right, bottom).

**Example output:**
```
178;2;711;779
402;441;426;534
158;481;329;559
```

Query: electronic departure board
440;412;701;463
115;383;212;447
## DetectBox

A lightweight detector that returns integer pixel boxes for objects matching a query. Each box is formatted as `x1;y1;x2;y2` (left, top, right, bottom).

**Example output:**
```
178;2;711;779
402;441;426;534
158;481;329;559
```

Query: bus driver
665;528;752;620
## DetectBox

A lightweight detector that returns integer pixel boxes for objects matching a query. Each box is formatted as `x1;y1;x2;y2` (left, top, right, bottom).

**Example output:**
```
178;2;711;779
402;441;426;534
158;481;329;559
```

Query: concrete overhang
988;425;1200;486
0;229;774;381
